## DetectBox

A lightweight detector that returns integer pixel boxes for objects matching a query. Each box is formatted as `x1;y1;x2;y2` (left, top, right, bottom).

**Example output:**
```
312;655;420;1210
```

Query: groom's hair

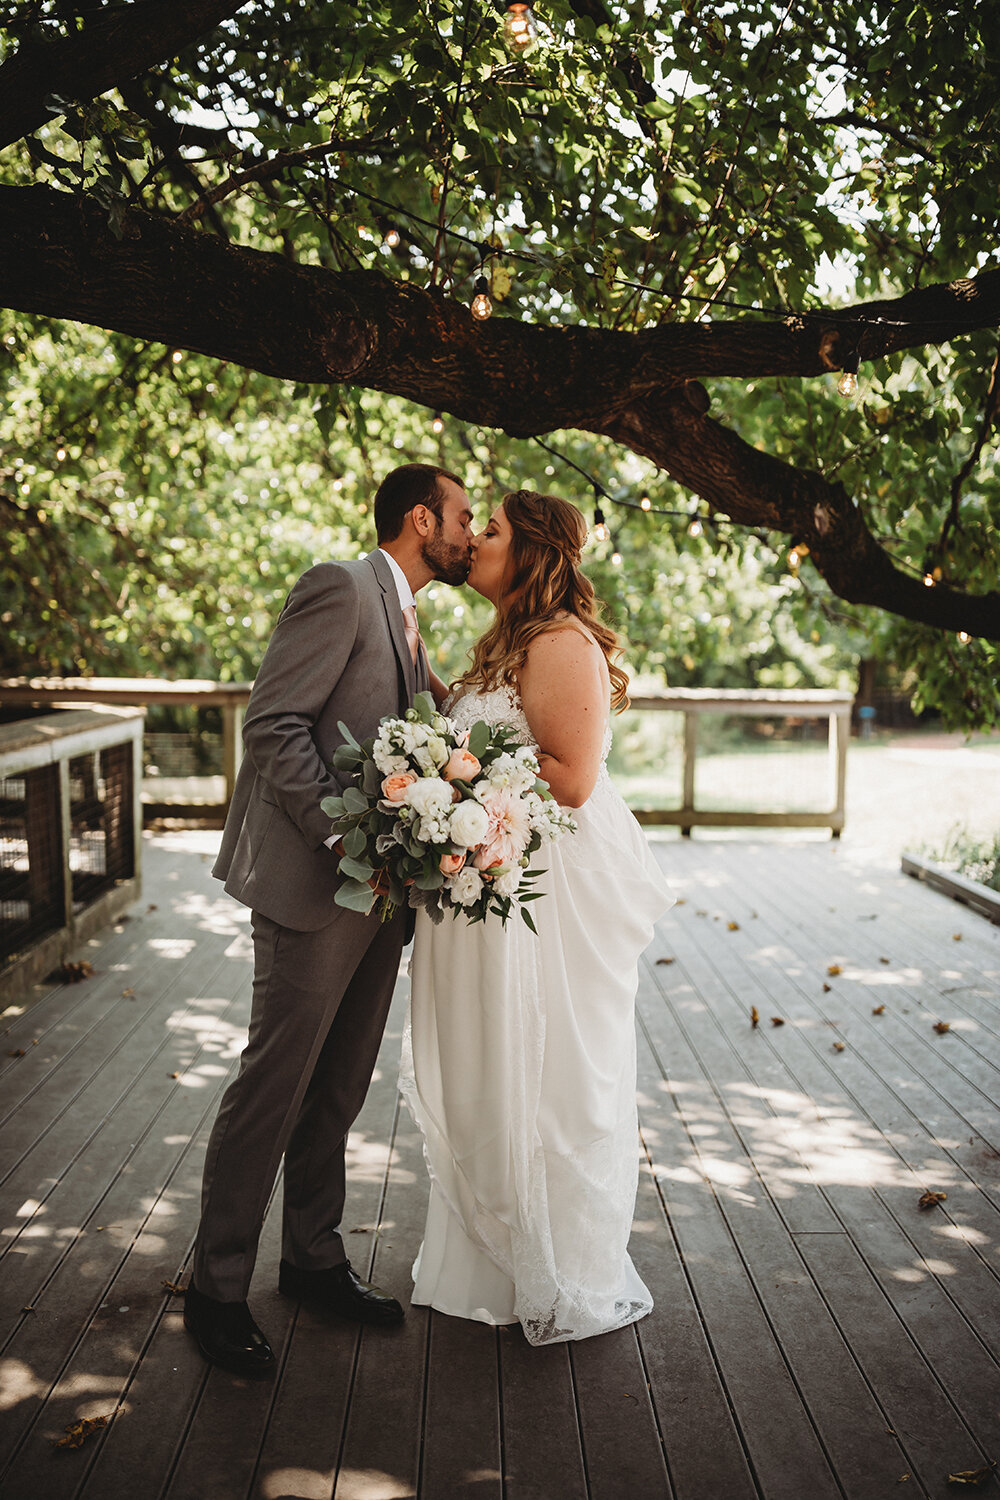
374;463;463;543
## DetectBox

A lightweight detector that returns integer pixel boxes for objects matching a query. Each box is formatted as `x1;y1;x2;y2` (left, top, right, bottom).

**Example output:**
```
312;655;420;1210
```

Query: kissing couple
184;462;672;1375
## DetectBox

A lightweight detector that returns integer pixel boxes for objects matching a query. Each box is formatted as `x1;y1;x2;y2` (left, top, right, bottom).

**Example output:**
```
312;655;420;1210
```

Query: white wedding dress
399;683;674;1345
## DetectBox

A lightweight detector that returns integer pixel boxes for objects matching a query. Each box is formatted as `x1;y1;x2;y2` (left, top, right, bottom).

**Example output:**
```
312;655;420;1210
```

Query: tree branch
0;0;247;150
1;183;998;639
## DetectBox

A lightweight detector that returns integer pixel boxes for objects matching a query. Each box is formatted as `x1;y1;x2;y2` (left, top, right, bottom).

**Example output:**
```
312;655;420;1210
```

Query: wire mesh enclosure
0;718;140;976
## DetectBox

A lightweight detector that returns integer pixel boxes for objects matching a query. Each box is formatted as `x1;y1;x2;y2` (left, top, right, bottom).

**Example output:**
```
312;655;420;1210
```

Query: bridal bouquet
322;691;576;928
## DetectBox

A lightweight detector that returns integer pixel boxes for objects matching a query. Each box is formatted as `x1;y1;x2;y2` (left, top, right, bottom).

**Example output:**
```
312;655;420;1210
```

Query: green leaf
337;720;361;750
520;906;539;935
320;795;345;818
343;785;368;814
341;824;368;858
335;880;378;915
339;854;374;882
467;720;490;759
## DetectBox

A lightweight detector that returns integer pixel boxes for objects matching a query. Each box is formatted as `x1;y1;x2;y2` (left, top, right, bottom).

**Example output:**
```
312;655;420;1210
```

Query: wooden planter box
900;851;1000;925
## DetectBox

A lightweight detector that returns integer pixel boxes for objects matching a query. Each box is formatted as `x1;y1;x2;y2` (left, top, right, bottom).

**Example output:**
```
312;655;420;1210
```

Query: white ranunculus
448;797;490;849
404;777;453;817
448;866;484;907
493;866;521;898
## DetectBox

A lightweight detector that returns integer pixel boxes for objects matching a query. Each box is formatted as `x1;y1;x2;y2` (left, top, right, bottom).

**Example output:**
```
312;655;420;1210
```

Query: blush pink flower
439;851;466;876
442;747;481;782
381;771;418;803
473;786;532;870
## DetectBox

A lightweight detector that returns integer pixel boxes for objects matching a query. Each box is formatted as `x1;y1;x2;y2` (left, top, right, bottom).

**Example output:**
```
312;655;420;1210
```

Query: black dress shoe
278;1259;404;1326
183;1283;275;1378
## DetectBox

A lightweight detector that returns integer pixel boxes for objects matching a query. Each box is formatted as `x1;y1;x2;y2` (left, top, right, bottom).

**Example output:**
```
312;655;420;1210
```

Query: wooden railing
0;678;250;818
627;687;852;836
0;707;144;1002
0;679;853;837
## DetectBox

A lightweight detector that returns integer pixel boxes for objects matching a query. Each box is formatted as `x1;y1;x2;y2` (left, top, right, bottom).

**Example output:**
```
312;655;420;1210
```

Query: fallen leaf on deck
162;1279;186;1295
751;1007;759;1029
952;933;962;941
918;1190;947;1209
696;909;707;916
770;1017;785;1027
169;1071;180;1079
146;903;158;912
675;898;686;905
897;1475;911;1485
121;988;135;998
7;1049;26;1058
728;921;740;931
53;960;95;983
822;983;832;993
827;964;842;977
655;957;675;966
879;957;890;965
52;1414;111;1449
953;1464;995;1488
22;1305;35;1313
933;1021;951;1035
833;1042;846;1052
872;1005;886;1015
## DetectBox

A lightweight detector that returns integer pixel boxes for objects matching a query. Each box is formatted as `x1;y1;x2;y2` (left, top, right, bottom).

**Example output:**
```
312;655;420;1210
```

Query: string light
470;275;493;320
431;412;444;434
923;572;935;587
384;228;400;247
788;547;801;571
55;446;66;461
640;493;651;511
611;550;623;566
687;518;703;538
837;351;859;399
593;501;610;542
171;350;183;364
503;3;539;55
958;631;971;643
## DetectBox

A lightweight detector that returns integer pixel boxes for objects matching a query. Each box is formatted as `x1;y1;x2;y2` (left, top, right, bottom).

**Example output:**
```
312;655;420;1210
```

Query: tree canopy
1;0;998;724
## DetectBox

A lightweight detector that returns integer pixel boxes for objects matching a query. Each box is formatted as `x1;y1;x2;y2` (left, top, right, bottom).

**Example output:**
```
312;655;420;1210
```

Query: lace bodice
445;683;612;763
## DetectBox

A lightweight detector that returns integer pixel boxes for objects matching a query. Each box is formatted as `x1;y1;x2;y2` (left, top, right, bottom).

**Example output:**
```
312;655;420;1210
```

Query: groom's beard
422;533;472;587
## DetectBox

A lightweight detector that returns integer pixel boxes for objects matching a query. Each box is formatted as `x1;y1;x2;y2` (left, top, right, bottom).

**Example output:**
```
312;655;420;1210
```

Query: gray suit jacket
213;549;428;930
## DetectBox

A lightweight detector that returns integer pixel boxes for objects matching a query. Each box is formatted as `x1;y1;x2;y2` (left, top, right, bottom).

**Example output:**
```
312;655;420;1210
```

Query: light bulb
923;572;935;588
503;3;539;55
470;276;493;320
593;504;610;542
384;228;400;247
431;413;444;434
958;631;971;643
837;370;858;398
640;494;651;511
788;548;801;570
687;518;703;538
171;350;183;364
56;447;66;461
611;551;623;566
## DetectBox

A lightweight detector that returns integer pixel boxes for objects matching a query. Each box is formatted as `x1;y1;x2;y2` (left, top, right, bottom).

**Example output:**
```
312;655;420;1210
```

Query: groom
184;462;474;1377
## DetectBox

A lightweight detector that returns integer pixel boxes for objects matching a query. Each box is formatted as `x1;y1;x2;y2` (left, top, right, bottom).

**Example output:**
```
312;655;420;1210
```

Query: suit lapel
366;549;417;706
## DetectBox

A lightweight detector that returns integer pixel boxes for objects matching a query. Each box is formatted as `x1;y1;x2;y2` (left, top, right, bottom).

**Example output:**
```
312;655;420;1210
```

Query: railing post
829;708;848;839
57;757;73;929
222;702;244;810
681;710;697;838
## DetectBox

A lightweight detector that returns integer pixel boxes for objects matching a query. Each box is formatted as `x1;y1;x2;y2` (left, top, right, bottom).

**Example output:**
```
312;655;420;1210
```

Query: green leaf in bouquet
339;854;375;882
519;890;546;901
467;720;490;760
343;785;368;814
337;720;362;750
521;906;539;935
414;866;445;890
335;880;378;915
411;691;437;725
321;795;346;818
362;758;384;796
386;875;407;907
533;778;553;798
332;744;363;771
341;825;368;859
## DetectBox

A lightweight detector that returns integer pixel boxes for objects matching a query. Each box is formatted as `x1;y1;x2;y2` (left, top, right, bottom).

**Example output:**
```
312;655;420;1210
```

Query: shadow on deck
1;830;999;1500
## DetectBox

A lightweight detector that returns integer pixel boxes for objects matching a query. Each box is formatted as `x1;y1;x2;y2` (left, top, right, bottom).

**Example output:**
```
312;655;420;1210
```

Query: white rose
493;866;521;898
425;733;449;768
448;867;484;907
404;776;452;816
449;798;490;849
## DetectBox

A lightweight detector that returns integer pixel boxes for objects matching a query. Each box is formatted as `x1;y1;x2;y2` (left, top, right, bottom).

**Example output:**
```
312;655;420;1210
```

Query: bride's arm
518;628;608;808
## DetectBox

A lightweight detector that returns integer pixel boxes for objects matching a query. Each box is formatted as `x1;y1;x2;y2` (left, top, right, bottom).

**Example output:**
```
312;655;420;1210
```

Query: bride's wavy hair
458;489;629;711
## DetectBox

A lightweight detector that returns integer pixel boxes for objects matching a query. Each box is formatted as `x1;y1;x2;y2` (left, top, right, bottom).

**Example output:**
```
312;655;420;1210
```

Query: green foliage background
1;0;998;723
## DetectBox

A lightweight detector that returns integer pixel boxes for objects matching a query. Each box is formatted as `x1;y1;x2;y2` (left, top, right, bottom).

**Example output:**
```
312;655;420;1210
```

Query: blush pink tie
402;604;421;665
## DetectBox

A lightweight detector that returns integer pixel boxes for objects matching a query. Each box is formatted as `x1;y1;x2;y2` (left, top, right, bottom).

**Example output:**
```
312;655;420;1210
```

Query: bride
399;488;673;1345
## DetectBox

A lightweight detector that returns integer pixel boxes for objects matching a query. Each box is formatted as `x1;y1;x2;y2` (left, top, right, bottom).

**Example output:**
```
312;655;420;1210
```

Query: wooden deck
1;830;998;1500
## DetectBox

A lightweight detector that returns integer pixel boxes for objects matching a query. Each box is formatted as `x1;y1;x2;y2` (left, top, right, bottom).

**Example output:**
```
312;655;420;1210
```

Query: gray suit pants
191;905;405;1302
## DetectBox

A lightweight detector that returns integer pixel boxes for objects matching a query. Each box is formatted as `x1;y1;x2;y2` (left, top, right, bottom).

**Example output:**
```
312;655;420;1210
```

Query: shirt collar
378;548;416;612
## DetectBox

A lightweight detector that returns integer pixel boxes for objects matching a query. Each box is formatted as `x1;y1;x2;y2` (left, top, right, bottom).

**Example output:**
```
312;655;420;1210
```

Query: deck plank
1;831;999;1500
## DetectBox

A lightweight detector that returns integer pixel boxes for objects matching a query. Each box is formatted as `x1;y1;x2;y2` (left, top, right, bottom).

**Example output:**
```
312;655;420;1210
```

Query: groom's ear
408;504;435;537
